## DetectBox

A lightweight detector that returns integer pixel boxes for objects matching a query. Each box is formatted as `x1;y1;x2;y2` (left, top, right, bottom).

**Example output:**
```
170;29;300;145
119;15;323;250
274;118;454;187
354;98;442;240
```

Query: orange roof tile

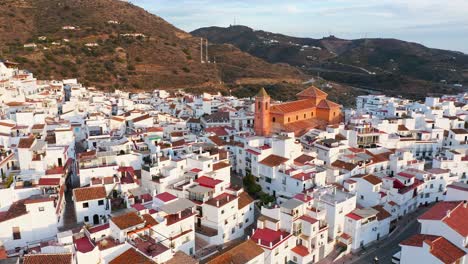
259;154;289;167
296;86;328;98
23;253;72;264
270;99;316;113
111;212;144;230
206;240;263;264
400;235;465;264
316;99;341;109
73;186;106;202
109;248;154;264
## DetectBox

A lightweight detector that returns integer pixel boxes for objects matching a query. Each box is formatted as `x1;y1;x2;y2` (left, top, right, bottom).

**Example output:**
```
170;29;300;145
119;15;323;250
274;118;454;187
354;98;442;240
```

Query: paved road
337;205;433;264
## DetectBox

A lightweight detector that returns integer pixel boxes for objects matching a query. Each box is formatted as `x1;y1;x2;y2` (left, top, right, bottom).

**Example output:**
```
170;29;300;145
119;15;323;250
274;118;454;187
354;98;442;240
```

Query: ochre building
254;86;342;136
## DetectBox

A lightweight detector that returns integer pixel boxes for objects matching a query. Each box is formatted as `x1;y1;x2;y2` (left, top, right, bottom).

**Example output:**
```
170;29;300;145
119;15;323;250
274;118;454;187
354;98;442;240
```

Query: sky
131;0;468;53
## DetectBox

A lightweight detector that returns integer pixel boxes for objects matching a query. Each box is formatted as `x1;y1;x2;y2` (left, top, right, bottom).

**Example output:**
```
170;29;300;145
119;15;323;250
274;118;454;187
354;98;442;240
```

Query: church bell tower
254;88;271;136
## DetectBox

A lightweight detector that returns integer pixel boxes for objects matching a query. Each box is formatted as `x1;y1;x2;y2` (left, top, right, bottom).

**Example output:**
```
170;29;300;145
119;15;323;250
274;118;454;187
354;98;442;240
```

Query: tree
243;173;261;194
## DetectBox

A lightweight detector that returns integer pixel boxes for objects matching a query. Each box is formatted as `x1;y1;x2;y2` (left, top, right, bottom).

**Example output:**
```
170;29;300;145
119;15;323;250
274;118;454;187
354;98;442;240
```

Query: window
272;117;276;122
258;102;261;110
98;200;104;206
83;202;89;208
311;112;314;116
84;216;89;222
304;114;306;118
12;227;21;240
296;115;298;120
38;207;45;212
245;218;249;223
221;210;225;214
231;228;235;234
288;117;290;123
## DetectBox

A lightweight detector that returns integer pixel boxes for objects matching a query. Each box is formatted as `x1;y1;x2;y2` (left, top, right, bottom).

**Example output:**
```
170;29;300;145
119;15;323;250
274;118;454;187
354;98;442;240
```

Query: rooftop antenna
200;38;204;63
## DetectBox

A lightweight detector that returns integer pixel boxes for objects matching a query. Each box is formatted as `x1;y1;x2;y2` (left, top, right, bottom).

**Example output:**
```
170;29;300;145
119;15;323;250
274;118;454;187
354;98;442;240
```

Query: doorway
93;214;99;225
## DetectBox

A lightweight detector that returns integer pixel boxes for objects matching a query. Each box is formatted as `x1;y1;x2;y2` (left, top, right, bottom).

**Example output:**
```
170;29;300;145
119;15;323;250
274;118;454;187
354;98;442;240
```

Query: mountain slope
192;26;468;98
0;0;303;91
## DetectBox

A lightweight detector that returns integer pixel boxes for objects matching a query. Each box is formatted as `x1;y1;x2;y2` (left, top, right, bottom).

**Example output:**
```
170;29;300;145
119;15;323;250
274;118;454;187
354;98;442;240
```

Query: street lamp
374;256;379;264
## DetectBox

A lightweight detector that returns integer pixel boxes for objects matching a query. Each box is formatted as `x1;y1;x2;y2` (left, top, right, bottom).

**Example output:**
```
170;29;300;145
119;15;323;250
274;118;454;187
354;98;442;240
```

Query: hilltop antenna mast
200;38;204;63
206;39;209;63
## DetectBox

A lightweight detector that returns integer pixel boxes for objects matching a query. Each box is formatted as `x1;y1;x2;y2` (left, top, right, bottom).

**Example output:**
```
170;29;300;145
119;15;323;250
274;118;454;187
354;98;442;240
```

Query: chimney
258;239;261;245
216;200;219;207
227;195;230;201
269;242;273;247
464;200;467;208
446;210;451;218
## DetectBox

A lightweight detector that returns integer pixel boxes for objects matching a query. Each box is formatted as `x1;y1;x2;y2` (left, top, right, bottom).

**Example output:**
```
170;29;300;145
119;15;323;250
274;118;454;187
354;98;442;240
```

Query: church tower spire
254;88;271;136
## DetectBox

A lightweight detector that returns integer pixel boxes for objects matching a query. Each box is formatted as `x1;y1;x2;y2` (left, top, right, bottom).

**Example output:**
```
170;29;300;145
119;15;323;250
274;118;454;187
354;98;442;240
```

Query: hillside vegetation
0;0;303;92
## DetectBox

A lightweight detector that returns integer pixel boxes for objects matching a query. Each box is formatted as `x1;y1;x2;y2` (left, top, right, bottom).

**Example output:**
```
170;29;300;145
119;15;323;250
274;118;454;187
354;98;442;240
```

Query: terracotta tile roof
362;174;382;185
237;192;254;210
111;212;144;230
18;136;35;148
205;193;237;208
213;161;230;170
205;126;229;136
165;251;198;264
109;248;154;264
0;121;15;128
0;201;27;223
299;215;318;224
316;99;341;109
331;160;357;171
23;253;72;264
208;136;226;146
372;205;392;221
73;186;106;202
293;154;315;165
31;123;45;130
400;234;465;264
206;240;263;264
259;154;289;167
451;128;468;134
291;245;310;257
270;99;316;114
419;201;468;236
132;114;151;123
142;214;158;227
296;86;328;98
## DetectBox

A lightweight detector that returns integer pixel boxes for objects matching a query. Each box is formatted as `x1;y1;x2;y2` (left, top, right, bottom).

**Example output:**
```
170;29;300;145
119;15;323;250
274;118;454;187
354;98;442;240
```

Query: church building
254;86;342;136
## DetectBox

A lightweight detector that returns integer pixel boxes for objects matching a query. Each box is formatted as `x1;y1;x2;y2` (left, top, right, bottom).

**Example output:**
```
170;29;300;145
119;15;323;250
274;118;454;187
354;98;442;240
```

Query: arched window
311;112;314;117
258;102;261;110
265;102;268;110
272;117;276;123
304;114;306;118
333;112;336;117
296;115;298;120
288;117;290;123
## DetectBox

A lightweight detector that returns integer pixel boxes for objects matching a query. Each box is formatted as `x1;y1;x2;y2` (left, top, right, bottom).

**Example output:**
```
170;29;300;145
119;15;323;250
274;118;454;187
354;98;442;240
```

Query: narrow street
327;204;434;264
